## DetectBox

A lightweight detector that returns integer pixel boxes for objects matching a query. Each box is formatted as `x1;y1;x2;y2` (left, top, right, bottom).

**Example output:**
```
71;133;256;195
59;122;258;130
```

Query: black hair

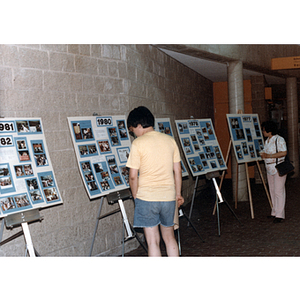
127;106;155;129
261;120;278;135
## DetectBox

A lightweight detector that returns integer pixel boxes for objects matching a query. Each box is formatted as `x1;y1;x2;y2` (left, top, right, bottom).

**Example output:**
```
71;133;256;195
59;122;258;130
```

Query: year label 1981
0;122;15;132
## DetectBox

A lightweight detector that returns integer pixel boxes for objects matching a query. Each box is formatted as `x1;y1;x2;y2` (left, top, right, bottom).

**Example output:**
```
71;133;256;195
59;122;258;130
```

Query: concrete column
250;75;268;184
227;61;248;202
286;77;299;177
250;75;268;123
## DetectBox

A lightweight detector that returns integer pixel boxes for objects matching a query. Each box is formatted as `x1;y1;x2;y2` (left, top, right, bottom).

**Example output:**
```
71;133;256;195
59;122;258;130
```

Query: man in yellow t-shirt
126;106;184;257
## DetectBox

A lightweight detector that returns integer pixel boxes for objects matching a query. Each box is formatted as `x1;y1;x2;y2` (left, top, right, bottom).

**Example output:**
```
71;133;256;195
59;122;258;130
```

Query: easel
215;139;272;219
176;207;204;255
207;171;241;235
239;159;272;218
89;189;147;257
0;209;42;256
188;170;238;236
188;176;207;223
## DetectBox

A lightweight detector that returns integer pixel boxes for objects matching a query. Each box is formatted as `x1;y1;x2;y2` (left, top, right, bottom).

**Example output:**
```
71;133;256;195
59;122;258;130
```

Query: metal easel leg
89;197;104;256
0;219;4;245
1;210;42;256
129;224;148;253
215;194;221;237
21;222;36;257
118;199;133;237
180;208;205;242
119;200;148;256
211;177;241;236
122;218;125;257
212;177;240;223
222;196;241;224
176;228;181;256
188;176;199;226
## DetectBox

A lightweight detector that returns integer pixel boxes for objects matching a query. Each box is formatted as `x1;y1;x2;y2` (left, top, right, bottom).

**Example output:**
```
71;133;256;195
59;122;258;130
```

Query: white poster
226;114;264;163
154;118;189;177
68;116;131;200
175;118;227;177
0;118;63;218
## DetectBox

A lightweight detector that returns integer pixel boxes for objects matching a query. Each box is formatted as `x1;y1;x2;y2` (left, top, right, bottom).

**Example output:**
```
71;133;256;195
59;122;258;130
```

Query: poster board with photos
68;116;131;200
226;114;264;163
175;118;227;177
0;118;63;218
155;118;189;177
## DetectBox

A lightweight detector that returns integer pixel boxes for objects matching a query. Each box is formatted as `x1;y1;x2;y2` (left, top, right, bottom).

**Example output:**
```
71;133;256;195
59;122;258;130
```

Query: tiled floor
125;176;300;257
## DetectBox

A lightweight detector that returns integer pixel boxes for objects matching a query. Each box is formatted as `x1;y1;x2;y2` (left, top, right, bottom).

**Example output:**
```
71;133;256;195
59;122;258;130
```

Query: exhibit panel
175;118;227;177
0;118;63;218
226;114;264;164
155;118;189;177
68;116;131;200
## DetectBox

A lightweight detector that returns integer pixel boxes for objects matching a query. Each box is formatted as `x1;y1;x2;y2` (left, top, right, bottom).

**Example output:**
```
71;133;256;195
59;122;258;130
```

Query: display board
68;116;131;200
0;118;63;218
154;118;189;177
175;118;227;177
226;114;264;163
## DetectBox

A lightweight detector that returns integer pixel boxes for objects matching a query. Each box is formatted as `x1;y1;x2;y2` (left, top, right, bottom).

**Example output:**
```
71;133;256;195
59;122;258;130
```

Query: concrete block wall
0;44;213;256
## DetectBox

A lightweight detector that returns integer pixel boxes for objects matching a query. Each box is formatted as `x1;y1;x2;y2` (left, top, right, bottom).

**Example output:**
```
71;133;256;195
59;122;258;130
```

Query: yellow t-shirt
126;130;181;201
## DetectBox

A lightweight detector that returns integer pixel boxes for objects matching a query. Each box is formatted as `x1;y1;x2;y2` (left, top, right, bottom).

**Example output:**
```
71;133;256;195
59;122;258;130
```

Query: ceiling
159;48;286;85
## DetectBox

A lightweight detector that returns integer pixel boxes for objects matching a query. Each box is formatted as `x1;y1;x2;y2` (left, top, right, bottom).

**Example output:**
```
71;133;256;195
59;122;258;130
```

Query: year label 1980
96;117;112;126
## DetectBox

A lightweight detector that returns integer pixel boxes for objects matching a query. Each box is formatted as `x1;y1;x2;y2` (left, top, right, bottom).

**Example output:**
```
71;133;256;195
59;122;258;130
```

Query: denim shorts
133;198;176;228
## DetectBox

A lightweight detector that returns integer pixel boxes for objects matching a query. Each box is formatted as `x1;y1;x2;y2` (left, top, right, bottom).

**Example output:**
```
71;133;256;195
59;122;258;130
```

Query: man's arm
173;161;184;207
129;168;139;199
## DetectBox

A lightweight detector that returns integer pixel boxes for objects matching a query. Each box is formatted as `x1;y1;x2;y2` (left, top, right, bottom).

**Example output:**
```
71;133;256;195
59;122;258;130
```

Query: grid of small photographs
154;118;189;177
31;140;48;167
0;118;62;217
68;116;131;200
155;120;173;135
0;193;32;214
175;118;227;177
227;114;264;163
0;164;15;196
15;137;31;163
14;164;33;177
78;144;98;157
16;119;42;134
25;177;44;204
38;171;60;203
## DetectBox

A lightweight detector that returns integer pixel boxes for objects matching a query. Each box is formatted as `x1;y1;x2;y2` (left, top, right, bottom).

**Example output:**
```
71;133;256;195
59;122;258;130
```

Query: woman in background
260;121;287;223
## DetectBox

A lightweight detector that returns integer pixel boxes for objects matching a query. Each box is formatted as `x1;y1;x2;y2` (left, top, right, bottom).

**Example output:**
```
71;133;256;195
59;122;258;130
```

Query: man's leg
160;225;179;257
143;226;161;257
